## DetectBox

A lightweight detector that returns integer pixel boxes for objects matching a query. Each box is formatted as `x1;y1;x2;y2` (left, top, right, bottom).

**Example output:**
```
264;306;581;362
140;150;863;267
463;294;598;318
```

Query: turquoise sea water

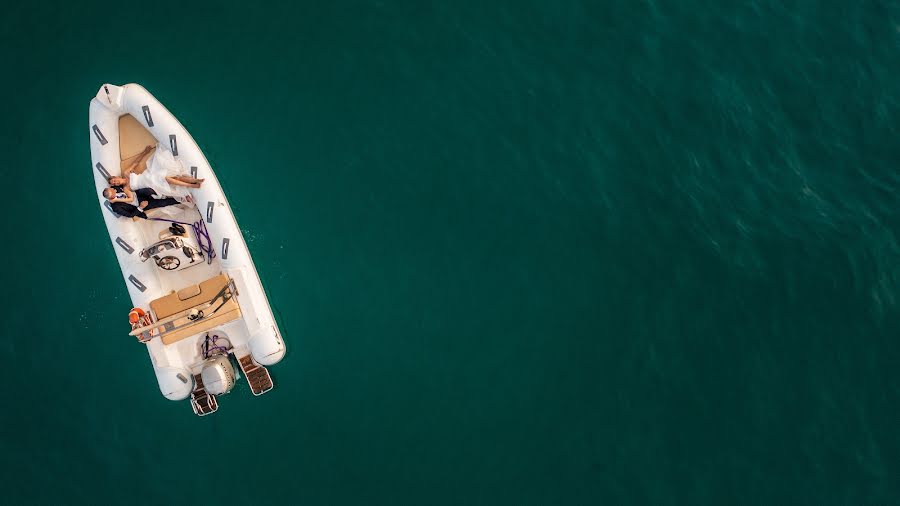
2;1;900;504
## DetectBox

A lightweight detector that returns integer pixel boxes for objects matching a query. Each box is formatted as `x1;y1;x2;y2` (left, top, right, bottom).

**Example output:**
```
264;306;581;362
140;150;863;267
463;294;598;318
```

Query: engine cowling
200;356;236;395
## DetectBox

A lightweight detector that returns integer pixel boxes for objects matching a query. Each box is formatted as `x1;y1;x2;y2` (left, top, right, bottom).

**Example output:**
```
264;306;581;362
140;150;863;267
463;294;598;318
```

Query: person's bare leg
167;176;203;188
166;176;198;187
124;146;156;176
173;175;205;184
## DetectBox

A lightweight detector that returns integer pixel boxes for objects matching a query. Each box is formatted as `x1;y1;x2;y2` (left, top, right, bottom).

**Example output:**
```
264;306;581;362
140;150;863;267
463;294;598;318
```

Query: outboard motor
201;355;236;395
198;332;236;395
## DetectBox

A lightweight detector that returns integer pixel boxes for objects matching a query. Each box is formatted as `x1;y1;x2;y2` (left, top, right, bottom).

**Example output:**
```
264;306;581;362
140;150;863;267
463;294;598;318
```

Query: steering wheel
157;256;180;271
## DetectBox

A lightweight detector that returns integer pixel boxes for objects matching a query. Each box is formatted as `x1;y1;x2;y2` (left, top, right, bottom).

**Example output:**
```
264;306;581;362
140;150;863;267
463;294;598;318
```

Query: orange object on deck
129;307;148;327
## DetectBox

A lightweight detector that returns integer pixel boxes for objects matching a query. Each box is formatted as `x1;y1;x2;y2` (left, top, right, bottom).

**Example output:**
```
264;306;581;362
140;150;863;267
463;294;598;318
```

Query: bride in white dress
119;145;205;198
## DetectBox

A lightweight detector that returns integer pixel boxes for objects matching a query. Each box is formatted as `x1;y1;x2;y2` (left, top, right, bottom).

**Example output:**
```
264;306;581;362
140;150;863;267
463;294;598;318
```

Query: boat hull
89;83;285;401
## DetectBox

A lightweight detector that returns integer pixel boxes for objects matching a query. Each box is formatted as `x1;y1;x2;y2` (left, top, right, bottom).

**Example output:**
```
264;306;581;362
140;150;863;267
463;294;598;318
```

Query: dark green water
2;1;900;504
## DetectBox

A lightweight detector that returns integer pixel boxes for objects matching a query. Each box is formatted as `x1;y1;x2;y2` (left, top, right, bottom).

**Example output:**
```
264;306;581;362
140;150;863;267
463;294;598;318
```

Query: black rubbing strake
128;275;147;292
142;105;154;127
95;162;110;180
92;125;108;145
115;237;134;254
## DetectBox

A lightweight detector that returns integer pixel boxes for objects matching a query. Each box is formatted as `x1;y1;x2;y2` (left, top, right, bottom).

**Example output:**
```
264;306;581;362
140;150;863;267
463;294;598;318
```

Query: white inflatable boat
89;83;285;416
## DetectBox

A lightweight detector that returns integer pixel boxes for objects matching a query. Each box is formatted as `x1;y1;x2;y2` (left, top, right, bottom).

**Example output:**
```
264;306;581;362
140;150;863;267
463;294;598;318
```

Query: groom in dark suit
103;187;180;220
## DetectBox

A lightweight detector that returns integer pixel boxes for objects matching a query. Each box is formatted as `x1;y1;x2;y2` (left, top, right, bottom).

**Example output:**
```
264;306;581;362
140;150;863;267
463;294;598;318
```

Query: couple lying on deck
102;145;205;219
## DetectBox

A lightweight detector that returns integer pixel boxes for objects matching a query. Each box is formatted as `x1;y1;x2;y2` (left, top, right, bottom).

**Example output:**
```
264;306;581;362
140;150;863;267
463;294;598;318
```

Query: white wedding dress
129;146;191;198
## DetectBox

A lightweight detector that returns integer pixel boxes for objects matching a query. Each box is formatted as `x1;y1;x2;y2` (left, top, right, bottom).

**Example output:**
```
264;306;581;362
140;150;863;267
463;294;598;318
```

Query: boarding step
190;373;219;416
237;354;274;396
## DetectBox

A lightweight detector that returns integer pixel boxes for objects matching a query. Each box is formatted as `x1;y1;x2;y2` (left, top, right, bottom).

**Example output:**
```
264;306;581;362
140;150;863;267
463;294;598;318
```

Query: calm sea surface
2;1;900;504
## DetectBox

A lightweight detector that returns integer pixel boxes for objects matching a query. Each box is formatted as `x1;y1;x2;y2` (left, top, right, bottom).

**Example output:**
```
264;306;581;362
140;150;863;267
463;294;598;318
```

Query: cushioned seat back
119;114;158;172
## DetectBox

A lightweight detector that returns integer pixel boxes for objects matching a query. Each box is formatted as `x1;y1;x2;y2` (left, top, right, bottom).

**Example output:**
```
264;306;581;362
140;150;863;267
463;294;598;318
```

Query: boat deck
132;206;255;364
133;205;222;295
